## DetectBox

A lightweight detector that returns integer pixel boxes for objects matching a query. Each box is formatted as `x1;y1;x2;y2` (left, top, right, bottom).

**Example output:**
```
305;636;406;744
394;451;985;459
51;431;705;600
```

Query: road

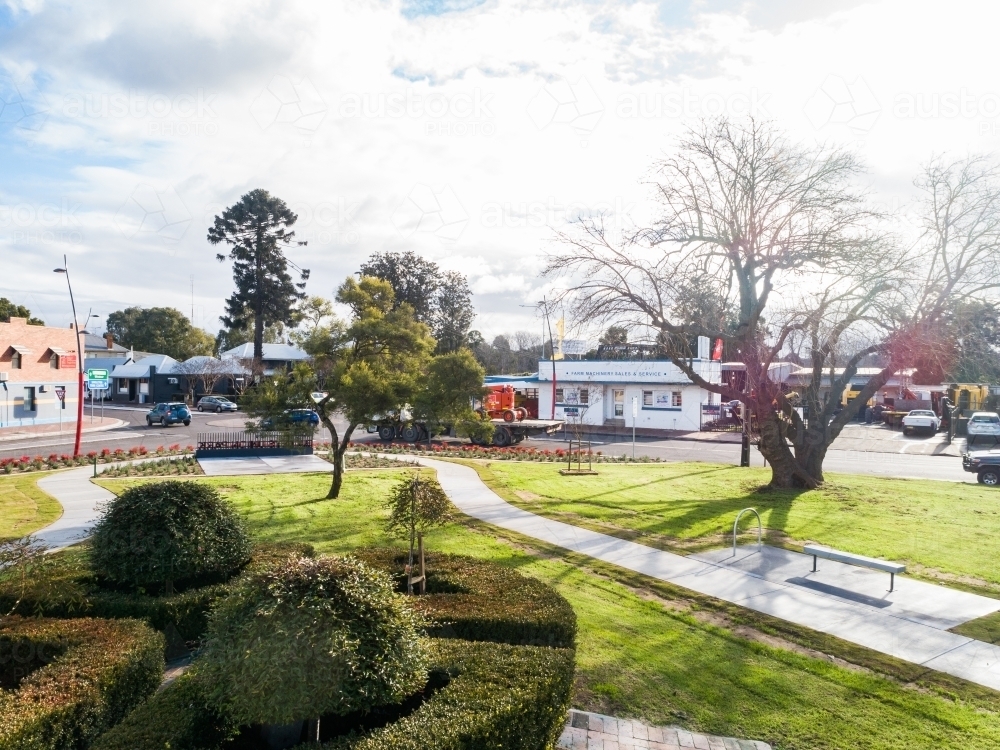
0;408;979;484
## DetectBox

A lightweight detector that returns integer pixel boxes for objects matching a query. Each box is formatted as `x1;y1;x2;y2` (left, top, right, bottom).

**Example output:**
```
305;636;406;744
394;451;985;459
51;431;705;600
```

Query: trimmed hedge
93;638;574;750
0;616;164;750
0;542;315;645
353;548;577;648
90;481;252;590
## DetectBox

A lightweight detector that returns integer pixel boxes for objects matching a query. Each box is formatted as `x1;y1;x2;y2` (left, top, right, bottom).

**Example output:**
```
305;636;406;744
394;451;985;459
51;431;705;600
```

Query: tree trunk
755;412;822;488
253;314;264;364
323;418;357;499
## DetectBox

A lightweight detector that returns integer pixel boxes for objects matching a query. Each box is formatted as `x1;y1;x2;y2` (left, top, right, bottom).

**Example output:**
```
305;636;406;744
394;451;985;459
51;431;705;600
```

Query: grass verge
467;459;1000;596
0;471;61;540
91;469;1000;750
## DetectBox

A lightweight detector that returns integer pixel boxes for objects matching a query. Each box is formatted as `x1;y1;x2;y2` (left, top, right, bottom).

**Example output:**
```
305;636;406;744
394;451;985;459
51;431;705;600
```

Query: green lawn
0;472;61;540
474;461;1000;594
95;469;1000;750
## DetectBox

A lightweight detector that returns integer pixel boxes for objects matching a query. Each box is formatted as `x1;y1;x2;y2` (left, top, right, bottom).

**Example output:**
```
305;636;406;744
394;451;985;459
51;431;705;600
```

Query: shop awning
47;347;68;355
10;344;31;355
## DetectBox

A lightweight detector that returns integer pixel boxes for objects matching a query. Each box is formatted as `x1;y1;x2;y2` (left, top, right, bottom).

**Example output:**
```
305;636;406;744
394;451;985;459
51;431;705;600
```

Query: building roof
221;343;308;361
86;356;132;374
83;332;128;353
111;354;179;379
179;356;248;374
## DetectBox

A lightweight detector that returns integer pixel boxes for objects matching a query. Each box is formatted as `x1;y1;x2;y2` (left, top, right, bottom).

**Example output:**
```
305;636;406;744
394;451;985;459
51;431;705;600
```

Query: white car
967;412;1000;445
901;409;940;436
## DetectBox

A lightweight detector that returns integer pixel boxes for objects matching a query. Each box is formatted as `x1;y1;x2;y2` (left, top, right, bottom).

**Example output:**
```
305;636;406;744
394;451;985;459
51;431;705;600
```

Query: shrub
0;542;314;645
89;480;252;591
197;555;427;726
94;639;573;750
353;548;577;648
0;616;164;750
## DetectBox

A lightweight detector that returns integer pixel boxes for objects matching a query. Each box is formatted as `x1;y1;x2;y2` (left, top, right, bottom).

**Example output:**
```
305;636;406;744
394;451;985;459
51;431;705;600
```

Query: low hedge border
0;616;164;750
352;548;577;649
0;542;315;647
93;638;574;750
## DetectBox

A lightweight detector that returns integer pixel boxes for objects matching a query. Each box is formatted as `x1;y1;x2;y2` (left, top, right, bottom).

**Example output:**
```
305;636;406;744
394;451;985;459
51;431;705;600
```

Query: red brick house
0;317;81;431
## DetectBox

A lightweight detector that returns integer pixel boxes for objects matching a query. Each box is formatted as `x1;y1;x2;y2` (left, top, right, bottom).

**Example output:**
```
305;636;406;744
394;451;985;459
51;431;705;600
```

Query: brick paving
558;710;772;750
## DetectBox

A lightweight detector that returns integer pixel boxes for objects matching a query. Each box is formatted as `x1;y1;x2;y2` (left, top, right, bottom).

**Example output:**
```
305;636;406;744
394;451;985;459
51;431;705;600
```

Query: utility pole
53;256;84;457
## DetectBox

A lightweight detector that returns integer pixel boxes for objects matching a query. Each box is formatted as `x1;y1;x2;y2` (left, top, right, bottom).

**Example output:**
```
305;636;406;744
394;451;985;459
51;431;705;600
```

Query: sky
1;0;997;346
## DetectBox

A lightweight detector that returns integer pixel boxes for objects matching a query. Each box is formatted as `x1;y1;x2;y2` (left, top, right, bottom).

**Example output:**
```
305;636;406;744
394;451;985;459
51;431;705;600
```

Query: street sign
86;368;109;381
87;381;110;390
86;368;110;390
632;396;638;418
310;391;328;403
54;386;66;402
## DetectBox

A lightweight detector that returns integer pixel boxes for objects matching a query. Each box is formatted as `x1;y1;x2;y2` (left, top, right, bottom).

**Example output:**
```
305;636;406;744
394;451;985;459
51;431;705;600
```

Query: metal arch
733;507;762;557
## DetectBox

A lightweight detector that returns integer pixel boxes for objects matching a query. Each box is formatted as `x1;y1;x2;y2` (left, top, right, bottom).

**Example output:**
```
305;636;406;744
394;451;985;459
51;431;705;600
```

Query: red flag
712;339;723;360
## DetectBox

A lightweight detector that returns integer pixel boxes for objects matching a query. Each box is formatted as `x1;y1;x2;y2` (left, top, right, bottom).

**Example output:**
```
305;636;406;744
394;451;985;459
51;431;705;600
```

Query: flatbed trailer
369;417;564;447
475;418;565;447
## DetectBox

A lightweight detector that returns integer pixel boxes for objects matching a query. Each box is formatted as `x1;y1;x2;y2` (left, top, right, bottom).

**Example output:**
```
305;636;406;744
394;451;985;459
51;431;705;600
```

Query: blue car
261;409;320;429
146;402;192;427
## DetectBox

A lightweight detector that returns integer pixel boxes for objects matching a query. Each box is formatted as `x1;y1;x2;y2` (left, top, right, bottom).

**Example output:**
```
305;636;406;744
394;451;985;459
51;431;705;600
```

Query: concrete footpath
32;456;1000;693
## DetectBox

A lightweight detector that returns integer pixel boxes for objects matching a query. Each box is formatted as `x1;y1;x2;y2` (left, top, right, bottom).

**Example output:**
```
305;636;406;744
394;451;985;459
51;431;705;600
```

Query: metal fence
196;431;313;453
699;403;761;438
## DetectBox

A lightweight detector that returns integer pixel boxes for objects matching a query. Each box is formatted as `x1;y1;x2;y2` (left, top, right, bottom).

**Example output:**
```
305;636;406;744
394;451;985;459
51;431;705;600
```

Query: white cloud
2;0;1000;342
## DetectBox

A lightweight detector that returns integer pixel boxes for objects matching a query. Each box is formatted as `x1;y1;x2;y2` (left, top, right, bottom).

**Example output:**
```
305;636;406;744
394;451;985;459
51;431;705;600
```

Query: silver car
967;412;1000;445
197;395;238;413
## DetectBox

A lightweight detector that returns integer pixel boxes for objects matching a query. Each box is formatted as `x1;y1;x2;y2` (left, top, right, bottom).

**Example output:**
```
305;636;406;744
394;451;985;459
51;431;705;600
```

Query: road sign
87;381;110;390
310;391;328;403
86;368;109;381
54;386;66;402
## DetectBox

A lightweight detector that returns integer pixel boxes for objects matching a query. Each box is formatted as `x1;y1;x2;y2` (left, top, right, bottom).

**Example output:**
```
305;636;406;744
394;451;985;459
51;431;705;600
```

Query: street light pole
54;256;84;457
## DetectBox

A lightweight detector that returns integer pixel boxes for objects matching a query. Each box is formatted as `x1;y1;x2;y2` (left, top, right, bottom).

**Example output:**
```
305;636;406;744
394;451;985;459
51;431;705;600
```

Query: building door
612;389;624;418
128;379;137;402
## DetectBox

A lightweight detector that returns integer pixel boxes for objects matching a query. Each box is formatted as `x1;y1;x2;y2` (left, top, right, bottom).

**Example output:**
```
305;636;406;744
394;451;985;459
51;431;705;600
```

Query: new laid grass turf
0;472;61;541
91;469;1000;750
476;460;1000;593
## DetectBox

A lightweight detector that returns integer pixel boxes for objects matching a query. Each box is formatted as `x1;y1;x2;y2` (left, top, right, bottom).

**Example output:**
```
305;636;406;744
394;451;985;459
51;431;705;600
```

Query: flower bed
98;455;203;478
327;440;663;463
1;444;195;475
0;616;164;750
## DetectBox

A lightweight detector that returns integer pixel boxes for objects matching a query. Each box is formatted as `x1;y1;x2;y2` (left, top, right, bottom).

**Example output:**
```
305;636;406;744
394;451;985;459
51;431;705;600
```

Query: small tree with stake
384;473;453;595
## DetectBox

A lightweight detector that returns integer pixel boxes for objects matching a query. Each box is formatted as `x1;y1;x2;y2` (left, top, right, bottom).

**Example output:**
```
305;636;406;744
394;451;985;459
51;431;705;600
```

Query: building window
23;386;35;411
579;388;589;404
643;390;653;407
555;388;564;402
11;351;21;369
49;352;59;369
672;391;683;407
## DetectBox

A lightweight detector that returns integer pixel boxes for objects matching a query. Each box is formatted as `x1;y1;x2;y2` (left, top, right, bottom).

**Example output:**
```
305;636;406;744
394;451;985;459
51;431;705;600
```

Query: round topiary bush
196;555;427;727
89;480;252;592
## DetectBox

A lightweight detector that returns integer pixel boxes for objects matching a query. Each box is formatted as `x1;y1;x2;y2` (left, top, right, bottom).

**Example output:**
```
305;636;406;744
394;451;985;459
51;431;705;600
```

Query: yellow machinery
947;384;989;415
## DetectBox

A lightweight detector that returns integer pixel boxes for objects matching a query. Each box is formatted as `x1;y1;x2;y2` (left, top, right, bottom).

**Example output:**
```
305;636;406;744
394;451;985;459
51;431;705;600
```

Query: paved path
409;457;1000;692
35;467;114;550
559;710;771;750
198;455;331;475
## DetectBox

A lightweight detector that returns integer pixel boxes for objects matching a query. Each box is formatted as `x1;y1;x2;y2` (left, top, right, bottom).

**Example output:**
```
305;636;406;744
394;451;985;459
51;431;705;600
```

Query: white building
536;347;722;433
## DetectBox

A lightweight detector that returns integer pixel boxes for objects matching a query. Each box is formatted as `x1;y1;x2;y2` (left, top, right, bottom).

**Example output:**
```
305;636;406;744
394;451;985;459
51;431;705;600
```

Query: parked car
261;409;321;429
146;402;192;427
966;412;1000;445
901;409;940;436
962;450;1000;485
197;395;238;413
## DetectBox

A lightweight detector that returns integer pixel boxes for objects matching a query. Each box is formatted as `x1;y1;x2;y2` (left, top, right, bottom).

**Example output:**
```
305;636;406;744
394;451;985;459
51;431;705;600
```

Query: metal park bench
804;544;905;593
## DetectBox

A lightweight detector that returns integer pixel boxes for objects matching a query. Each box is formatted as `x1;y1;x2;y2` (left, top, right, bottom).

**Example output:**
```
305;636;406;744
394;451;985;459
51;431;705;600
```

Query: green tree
208;189;309;362
599;326;629;346
0;298;43;325
434;271;475;353
106;307;214;360
413;349;493;445
384;473;454;594
360;250;441;323
243;277;435;499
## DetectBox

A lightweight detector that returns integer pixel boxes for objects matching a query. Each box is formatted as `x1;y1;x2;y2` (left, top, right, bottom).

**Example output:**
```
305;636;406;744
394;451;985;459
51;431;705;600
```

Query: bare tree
549;120;1000;487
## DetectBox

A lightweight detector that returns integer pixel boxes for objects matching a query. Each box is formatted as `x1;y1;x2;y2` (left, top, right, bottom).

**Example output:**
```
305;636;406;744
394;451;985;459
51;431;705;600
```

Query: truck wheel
402;425;420;443
493;427;512;447
502;409;515;423
378;425;395;441
979;468;1000;486
515;407;527;421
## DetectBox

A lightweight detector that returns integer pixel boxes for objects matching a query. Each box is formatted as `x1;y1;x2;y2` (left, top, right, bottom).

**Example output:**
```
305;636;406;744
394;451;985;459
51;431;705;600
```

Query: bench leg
812;554;817;573
890;572;895;593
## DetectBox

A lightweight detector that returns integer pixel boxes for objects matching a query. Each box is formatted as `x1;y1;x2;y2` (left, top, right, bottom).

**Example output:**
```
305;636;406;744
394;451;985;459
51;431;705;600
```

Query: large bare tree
548;119;1000;487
